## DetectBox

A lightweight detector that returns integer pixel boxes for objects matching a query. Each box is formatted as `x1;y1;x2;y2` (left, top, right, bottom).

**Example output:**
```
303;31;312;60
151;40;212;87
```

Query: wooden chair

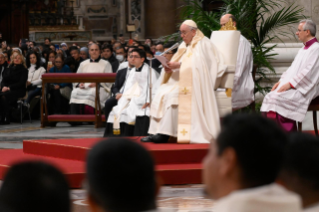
297;96;319;136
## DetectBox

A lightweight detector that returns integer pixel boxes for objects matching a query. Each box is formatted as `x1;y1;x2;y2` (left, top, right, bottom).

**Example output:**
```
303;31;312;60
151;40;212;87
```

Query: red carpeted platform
0;138;209;188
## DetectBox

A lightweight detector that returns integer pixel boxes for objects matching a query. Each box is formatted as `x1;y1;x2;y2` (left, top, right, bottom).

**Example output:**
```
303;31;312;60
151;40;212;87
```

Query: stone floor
70;185;215;212
0;112;317;212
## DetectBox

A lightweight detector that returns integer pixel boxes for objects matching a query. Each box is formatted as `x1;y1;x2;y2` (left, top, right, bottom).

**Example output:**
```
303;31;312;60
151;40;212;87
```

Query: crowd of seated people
0;114;318;212
0;36;165;125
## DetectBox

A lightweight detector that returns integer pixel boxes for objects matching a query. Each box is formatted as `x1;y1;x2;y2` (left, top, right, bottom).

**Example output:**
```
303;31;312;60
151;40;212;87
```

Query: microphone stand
147;58;157;109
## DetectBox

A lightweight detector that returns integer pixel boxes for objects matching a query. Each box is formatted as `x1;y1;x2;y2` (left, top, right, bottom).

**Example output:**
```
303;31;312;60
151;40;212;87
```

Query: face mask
146;57;152;61
116;55;124;62
155;52;162;56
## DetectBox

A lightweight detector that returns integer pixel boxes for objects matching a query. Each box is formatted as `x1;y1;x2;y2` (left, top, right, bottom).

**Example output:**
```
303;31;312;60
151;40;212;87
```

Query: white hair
300;19;316;36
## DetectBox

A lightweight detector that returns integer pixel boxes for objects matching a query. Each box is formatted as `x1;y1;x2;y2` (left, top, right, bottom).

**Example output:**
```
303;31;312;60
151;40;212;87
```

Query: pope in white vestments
142;20;226;144
261;20;319;131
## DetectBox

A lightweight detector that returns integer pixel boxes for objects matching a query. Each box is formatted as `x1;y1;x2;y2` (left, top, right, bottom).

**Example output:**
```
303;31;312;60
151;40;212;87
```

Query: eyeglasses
297;29;307;32
179;30;191;36
129;55;141;59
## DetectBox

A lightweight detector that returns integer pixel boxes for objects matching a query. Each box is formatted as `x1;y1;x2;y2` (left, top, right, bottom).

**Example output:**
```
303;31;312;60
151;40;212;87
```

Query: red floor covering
0;138;209;188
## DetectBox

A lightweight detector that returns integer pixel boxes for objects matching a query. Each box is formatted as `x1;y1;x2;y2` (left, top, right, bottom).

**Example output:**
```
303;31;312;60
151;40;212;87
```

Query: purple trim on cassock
304;37;318;50
262;111;297;132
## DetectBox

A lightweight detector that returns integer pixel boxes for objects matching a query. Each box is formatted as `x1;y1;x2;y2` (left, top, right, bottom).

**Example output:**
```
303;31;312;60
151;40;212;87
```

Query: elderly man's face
180;24;196;45
296;22;311;43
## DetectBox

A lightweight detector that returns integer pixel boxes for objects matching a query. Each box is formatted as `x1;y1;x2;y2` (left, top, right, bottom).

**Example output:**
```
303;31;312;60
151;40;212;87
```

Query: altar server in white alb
69;43;113;113
142;20;226;144
214;14;254;110
106;48;158;136
261;19;319;132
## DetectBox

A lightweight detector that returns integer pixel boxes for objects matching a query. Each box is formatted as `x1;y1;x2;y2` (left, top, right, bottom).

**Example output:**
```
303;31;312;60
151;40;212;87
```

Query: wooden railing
41;73;116;128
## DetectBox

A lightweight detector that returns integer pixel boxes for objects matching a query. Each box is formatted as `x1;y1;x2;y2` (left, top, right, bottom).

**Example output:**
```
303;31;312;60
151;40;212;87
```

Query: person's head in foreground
279;132;319;210
87;138;158;212
203;114;301;211
0;161;70;212
296;19;316;43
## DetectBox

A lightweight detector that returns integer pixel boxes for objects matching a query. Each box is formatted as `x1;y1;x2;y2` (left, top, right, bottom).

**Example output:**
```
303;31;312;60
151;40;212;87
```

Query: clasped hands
79;83;96;89
271;82;292;93
164;62;181;73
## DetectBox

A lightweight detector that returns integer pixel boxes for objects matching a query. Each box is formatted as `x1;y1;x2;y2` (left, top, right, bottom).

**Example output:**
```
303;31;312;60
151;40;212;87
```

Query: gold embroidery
180;129;188;136
220;18;237;31
181;87;189;95
226;88;232;97
187;52;192;57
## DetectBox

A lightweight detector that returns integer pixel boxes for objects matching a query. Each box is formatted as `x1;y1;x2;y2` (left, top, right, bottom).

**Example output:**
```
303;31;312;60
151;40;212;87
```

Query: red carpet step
0;138;210;188
0;149;85;188
23;138;209;164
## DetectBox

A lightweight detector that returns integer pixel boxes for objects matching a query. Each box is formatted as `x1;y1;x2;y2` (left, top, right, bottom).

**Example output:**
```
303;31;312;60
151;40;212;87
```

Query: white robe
148;67;179;137
69;59;113;109
107;63;158;125
213;184;302;212
150;34;225;143
304;203;319;212
117;61;128;72
232;35;254;109
261;42;319;122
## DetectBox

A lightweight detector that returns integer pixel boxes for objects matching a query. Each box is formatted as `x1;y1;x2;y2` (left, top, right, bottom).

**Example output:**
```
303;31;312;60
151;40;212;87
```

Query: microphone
160;42;180;56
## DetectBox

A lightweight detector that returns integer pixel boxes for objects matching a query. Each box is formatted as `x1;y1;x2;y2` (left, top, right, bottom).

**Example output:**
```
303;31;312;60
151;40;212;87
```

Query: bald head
220;14;237;27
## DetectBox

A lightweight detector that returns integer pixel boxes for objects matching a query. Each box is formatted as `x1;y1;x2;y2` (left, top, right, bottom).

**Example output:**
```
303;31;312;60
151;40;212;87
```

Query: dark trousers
48;89;64;114
104;97;118;121
0;91;21;121
26;87;42;104
70;103;85;114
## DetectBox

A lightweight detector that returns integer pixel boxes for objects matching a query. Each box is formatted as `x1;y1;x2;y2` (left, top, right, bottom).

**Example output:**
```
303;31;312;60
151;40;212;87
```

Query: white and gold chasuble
157;29;224;143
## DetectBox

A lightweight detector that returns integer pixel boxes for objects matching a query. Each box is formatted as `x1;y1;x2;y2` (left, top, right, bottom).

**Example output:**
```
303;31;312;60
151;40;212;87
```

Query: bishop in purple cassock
261;19;319;131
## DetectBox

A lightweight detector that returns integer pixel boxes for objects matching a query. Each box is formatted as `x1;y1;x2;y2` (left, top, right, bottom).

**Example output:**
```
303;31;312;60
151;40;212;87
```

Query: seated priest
141;20;226;144
214;14;254;110
104;48;158;136
103;47;136;131
69;43;113;115
134;42;178;136
261;19;319;131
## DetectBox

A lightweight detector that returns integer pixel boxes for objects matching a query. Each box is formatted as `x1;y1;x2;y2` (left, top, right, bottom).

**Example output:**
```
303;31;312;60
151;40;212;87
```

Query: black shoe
141;135;154;143
151;134;170;144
